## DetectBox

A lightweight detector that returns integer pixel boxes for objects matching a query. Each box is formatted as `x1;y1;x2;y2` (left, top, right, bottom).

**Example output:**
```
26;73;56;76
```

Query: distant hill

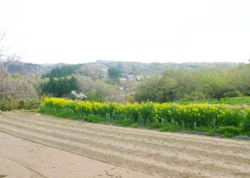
7;61;72;76
91;60;239;75
8;60;239;77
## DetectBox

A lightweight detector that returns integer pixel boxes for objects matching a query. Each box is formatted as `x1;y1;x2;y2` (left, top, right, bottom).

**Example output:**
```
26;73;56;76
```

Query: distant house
125;73;136;81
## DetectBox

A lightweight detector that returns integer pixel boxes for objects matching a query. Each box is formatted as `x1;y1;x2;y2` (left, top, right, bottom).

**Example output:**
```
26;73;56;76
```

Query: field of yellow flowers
39;97;250;136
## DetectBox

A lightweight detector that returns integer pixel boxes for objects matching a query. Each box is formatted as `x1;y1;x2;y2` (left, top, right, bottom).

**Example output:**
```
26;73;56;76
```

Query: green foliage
24;100;41;110
220;133;234;138
18;100;26;109
86;90;104;102
205;129;216;136
134;63;248;103
0;96;14;111
242;110;250;135
41;76;79;97
108;67;121;84
41;98;248;136
159;123;182;132
197;64;238;100
131;123;139;128
217;126;241;136
115;119;132;127
195;126;208;132
134;69;199;102
83;115;103;123
177;96;250;105
134;75;161;102
0;97;40;111
43;64;82;78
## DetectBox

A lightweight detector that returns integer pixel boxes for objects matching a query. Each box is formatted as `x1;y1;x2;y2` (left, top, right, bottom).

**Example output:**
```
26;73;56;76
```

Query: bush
0;97;15;111
18;100;26;109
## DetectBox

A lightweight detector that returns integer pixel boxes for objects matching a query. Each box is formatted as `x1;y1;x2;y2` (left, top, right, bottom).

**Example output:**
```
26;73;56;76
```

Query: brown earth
0;110;250;178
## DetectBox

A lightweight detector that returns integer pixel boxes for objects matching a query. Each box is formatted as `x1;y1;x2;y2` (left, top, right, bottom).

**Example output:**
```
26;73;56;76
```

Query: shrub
18;100;26;109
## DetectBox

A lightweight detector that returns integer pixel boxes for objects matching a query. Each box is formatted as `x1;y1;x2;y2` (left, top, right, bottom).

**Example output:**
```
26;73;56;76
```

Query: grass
177;96;250;105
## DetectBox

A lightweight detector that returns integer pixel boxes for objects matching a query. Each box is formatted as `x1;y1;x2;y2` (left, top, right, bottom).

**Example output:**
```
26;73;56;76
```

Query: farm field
0;111;250;178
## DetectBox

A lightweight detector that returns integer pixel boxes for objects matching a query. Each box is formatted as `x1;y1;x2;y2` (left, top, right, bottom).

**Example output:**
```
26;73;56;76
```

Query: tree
235;63;250;95
157;69;187;102
0;33;20;104
41;76;79;97
76;75;128;103
43;64;82;78
108;67;121;84
198;64;238;100
134;69;190;102
134;75;161;102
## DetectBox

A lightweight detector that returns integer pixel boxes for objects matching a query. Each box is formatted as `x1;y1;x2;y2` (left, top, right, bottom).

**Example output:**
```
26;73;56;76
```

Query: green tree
198;64;238;100
235;63;250;95
42;76;79;97
44;64;82;78
134;69;190;102
157;69;187;102
134;75;160;102
108;67;121;84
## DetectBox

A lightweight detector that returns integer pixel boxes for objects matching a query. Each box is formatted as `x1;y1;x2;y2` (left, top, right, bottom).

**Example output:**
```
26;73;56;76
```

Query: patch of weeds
114;120;123;126
188;130;196;134
221;132;234;138
159;123;182;132
121;120;131;127
206;129;215;136
242;112;250;135
195;126;208;132
217;126;241;136
84;115;103;123
150;122;165;129
131;123;139;128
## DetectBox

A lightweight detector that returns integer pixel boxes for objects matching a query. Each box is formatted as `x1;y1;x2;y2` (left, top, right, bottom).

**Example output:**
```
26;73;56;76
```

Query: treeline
134;63;250;102
42;64;82;78
41;76;79;97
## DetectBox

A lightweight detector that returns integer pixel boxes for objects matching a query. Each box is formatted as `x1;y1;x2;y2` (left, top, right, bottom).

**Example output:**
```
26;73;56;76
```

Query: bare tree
0;33;20;102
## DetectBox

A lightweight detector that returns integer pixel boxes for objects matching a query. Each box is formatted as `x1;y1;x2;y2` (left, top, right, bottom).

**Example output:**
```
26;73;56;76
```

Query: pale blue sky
1;0;250;64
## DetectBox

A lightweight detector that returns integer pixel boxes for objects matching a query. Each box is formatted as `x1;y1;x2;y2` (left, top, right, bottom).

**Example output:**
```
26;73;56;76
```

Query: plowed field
0;111;250;178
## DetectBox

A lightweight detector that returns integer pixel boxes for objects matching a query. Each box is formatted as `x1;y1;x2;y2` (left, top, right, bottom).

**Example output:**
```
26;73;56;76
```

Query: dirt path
0;111;250;178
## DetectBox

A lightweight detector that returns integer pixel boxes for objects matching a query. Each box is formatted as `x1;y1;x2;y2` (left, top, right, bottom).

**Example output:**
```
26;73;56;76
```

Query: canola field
40;97;250;132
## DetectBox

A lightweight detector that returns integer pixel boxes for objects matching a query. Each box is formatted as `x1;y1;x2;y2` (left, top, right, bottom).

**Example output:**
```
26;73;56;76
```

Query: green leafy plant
217;126;241;136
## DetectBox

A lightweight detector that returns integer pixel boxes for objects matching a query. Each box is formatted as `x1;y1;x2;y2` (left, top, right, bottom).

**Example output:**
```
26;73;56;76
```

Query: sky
1;0;250;64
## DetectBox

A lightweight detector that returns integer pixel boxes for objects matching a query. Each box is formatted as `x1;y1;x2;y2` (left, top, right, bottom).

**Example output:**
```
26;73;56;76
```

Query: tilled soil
0;110;250;178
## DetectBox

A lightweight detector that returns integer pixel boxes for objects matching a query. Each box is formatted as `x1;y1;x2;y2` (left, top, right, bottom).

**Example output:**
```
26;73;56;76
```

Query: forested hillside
1;53;249;111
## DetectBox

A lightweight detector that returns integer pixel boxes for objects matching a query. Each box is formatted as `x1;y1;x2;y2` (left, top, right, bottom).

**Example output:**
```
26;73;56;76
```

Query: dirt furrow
2;112;250;164
0;125;208;178
1;111;250;177
1;116;250;164
1;117;249;176
4;111;250;152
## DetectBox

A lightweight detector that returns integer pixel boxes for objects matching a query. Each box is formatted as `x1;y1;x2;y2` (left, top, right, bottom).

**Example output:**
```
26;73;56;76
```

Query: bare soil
0;110;250;178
